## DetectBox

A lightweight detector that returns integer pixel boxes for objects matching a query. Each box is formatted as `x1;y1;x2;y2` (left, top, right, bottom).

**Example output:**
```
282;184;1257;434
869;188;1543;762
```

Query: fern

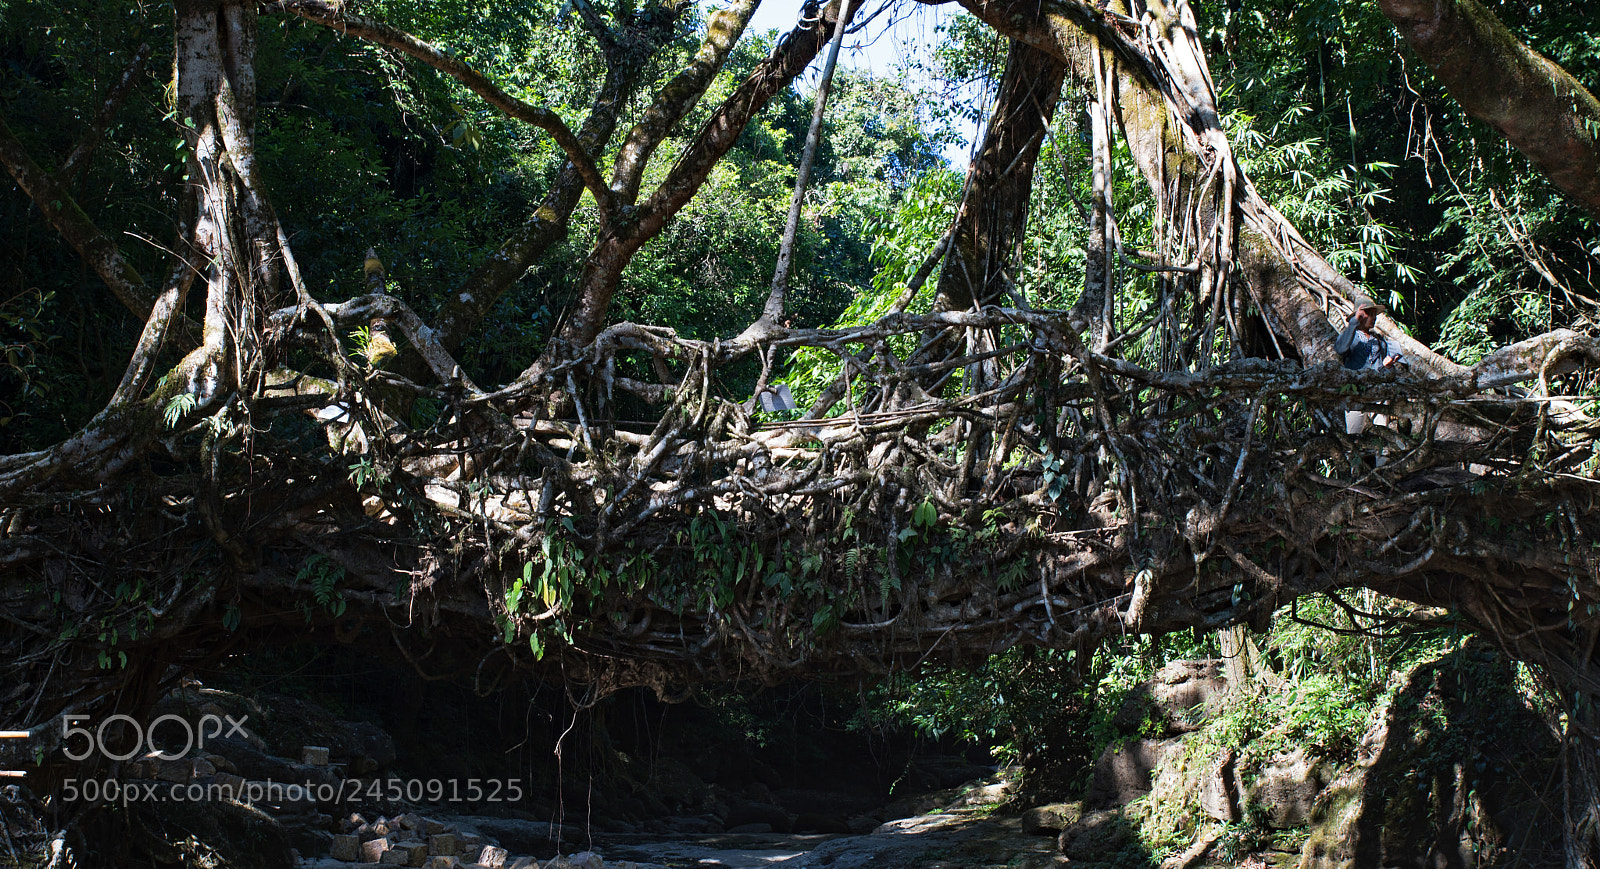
163;391;197;428
298;555;347;617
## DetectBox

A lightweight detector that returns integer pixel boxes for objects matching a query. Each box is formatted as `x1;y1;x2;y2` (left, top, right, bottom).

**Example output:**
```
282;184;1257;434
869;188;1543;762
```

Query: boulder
1057;809;1139;862
1020;802;1083;835
390;842;430;867
723;800;794;833
1248;746;1324;829
360;837;390;863
1299;644;1562;868
1113;660;1228;736
1197;748;1240;823
1086;738;1178;807
473;845;509;868
427;834;459;857
1148;660;1227;731
204;736;324;785
331;834;361;861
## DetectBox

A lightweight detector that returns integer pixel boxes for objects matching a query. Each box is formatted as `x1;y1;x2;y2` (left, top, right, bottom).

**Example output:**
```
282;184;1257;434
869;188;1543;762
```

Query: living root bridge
14;301;1599;699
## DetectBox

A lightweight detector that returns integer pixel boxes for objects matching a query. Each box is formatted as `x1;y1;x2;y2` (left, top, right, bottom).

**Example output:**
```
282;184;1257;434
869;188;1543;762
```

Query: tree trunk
934;41;1067;314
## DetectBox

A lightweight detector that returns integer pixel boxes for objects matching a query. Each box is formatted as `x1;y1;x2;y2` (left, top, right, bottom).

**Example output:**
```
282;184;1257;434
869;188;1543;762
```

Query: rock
246;779;319;814
289;819;335;858
428;834;459;857
301;746;331;766
950;781;1010;808
422;818;450;836
881;792;948;820
1087;738;1178;807
546;853;604;869
1148;660;1227;732
331;834;361;861
424;858;458;869
505;860;537;869
724;800;793;832
206;736;331;785
846;814;880;834
1197;748;1240;823
661;815;721;834
448;818;565;853
153;757;193;783
391;842;430;867
190;756;217;777
1020;802;1082;835
726;822;772;834
360;838;390;863
643;757;710;811
1299;644;1562;868
1057;809;1138;862
743;781;775;804
475;845;508;868
210;772;246;801
1248;746;1323;828
1113;660;1228;736
380;849;411;865
124;795;294;869
793;813;851;834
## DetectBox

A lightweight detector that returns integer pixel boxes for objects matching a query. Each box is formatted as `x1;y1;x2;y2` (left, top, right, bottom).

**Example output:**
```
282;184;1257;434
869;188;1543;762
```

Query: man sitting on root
1335;292;1403;435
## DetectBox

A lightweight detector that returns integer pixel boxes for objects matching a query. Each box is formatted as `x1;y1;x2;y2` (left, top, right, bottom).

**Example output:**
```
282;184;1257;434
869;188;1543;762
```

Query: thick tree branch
1377;0;1600;220
608;0;762;205
269;0;615;219
268;293;483;393
428;42;647;353
0;113;154;318
952;0;1471;376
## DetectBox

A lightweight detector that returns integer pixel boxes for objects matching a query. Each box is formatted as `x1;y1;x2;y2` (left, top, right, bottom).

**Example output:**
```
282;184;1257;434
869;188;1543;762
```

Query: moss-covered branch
1377;0;1600;219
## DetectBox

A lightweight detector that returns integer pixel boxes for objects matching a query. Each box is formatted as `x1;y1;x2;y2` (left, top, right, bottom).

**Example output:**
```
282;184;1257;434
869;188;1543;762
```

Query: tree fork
549;0;861;355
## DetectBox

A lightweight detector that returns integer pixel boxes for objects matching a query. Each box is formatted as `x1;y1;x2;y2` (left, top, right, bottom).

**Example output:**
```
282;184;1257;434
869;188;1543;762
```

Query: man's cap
1350;292;1386;314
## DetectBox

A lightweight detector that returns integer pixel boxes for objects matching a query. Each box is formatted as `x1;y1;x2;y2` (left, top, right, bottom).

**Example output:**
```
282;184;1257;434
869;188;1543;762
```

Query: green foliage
0;288;57;430
784;168;963;407
298;554;348;618
163;391;198;429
